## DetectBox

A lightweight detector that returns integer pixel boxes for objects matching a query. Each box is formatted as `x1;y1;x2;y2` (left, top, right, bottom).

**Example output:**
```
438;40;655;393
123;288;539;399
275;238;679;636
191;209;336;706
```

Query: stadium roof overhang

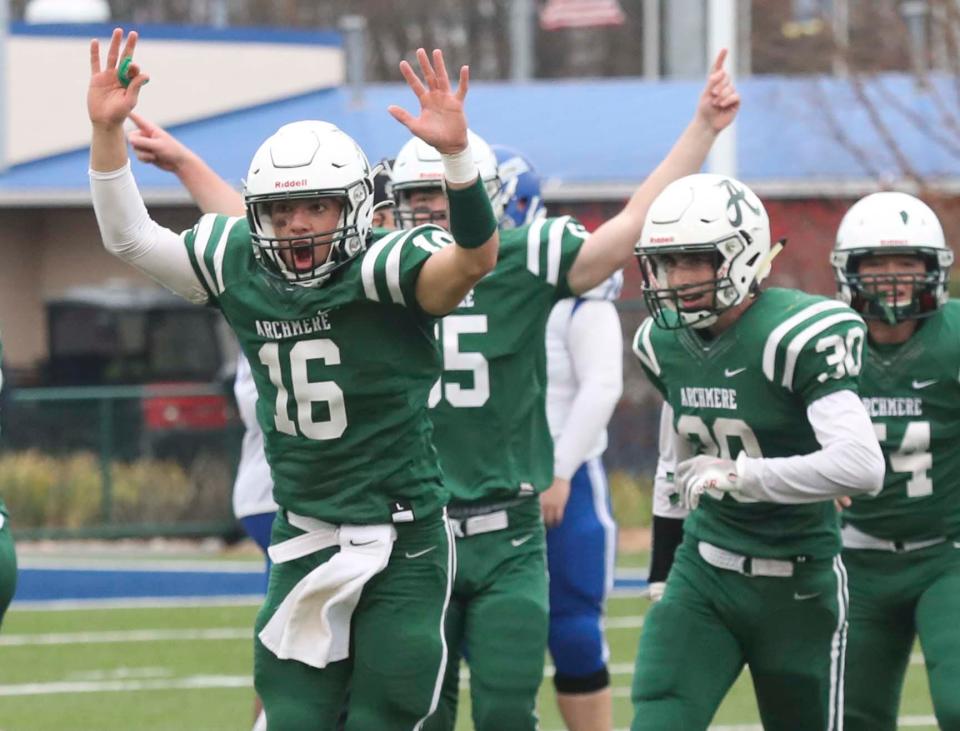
0;54;956;205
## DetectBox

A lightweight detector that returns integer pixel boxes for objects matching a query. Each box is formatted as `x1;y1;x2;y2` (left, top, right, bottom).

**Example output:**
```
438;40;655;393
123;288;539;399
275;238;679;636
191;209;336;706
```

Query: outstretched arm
566;50;740;295
389;49;499;316
88;29;208;304
128;113;244;216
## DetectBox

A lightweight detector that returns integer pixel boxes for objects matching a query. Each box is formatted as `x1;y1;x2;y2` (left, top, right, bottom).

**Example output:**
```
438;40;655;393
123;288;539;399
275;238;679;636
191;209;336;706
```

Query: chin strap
755;238;786;284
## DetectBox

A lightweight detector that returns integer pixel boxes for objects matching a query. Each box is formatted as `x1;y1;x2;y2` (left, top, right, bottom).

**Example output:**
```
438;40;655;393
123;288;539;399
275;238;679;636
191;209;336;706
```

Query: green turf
0;556;939;731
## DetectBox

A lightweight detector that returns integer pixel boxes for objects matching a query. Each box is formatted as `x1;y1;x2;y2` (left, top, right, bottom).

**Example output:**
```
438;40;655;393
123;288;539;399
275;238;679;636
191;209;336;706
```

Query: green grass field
0;549;939;731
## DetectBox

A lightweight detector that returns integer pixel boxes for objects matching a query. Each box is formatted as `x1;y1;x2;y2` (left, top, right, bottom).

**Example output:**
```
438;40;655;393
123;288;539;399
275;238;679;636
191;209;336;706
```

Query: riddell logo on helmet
880;239;909;245
650;236;675;243
275;179;309;189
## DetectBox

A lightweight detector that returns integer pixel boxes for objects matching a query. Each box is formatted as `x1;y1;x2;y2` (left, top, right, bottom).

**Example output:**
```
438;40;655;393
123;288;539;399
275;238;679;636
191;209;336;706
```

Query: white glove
648;581;666;603
675;456;738;510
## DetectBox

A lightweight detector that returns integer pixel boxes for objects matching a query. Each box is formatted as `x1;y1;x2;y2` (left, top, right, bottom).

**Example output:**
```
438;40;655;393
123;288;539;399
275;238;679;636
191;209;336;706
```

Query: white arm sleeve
735;389;884;504
232;352;278;519
89;162;209;304
553;300;623;479
653;403;690;519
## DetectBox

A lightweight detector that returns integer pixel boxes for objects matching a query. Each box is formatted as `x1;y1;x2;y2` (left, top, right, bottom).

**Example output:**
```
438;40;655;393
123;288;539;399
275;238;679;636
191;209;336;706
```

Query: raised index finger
128;111;156;134
711;48;728;73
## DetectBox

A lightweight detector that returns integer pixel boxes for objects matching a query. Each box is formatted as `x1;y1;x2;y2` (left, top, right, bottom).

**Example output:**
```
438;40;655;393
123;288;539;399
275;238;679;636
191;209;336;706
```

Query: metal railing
2;384;243;540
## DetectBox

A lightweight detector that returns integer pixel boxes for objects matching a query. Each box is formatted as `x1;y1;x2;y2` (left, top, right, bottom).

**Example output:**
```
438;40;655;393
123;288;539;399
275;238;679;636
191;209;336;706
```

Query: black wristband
446;175;497;249
649;515;685;583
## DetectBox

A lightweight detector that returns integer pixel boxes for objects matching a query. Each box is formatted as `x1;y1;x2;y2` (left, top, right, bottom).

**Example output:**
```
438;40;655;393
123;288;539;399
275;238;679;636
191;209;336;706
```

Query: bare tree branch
813;78;883;181
872;77;960;162
847;73;925;188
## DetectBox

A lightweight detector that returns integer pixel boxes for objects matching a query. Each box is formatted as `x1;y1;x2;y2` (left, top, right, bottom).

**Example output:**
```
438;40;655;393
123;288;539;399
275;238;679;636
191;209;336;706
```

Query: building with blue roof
1;21;956;371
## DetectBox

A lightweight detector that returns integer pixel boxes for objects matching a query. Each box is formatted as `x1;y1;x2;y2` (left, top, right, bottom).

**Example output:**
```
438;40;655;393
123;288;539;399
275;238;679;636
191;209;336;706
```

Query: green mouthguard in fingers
117;56;134;88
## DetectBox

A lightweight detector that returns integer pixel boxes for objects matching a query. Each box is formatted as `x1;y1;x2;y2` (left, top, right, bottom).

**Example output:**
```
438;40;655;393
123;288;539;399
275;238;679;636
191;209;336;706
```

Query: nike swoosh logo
724;367;747;377
404;546;438;559
349;539;377;547
793;592;821;601
511;534;534;547
912;379;937;389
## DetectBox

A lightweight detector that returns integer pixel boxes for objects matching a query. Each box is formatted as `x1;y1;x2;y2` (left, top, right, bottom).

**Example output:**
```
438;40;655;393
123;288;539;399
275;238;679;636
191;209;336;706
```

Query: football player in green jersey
630;173;885;731
830;191;960;731
118;47;741;731
0;336;17;628
391;52;739;731
88;29;500;731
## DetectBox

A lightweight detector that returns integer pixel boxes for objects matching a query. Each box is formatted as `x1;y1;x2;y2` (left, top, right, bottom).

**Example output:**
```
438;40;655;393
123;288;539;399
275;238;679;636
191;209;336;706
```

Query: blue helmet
491;145;546;229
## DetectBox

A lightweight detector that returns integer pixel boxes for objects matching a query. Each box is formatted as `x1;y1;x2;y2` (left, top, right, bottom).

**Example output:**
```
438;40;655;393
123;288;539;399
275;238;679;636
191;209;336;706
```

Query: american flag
539;0;627;30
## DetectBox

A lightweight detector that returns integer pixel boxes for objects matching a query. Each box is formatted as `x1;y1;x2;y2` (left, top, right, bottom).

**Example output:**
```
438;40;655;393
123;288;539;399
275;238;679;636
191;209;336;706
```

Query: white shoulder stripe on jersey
632;318;661;376
546;216;571;286
761;300;849;382
385;229;413;305
526;218;547;276
780;312;864;390
212;217;243;294
192;215;219;296
361;230;405;302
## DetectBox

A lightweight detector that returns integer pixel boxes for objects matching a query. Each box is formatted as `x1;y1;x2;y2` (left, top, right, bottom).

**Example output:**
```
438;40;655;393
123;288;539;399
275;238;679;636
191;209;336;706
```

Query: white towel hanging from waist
259;521;397;669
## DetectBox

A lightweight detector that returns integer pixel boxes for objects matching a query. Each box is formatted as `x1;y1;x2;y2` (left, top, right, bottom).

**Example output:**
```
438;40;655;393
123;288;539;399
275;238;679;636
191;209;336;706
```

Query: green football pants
632;535;848;731
843;541;960;731
0;513;16;626
424;499;549;731
254;510;454;731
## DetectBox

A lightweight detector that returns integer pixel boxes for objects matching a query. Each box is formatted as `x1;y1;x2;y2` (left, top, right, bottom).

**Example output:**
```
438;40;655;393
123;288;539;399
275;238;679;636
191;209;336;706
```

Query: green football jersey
183;215;451;525
633;288;868;559
843;300;960;542
428;215;586;506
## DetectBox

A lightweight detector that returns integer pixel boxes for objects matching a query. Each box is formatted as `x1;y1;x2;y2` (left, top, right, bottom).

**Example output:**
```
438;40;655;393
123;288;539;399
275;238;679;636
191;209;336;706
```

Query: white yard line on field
0;627;251;646
0;675;252;697
10;595;264;611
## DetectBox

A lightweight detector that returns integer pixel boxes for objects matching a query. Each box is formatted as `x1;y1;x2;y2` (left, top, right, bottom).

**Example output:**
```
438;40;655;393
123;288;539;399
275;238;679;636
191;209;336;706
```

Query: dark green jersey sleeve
359;225;453;313
522;215;588;300
760;299;867;405
180;213;248;305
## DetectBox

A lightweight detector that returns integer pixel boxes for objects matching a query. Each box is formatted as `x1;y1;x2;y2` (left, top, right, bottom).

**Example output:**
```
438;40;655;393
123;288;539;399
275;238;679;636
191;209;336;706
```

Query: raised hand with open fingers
697;49;740;134
388;48;469;155
88;28;150;129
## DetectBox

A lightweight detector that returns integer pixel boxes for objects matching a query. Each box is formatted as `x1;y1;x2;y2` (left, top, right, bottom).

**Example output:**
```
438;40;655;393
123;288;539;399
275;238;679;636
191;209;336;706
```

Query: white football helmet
391;130;502;229
243;120;375;287
635;173;772;330
832;192;952;322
